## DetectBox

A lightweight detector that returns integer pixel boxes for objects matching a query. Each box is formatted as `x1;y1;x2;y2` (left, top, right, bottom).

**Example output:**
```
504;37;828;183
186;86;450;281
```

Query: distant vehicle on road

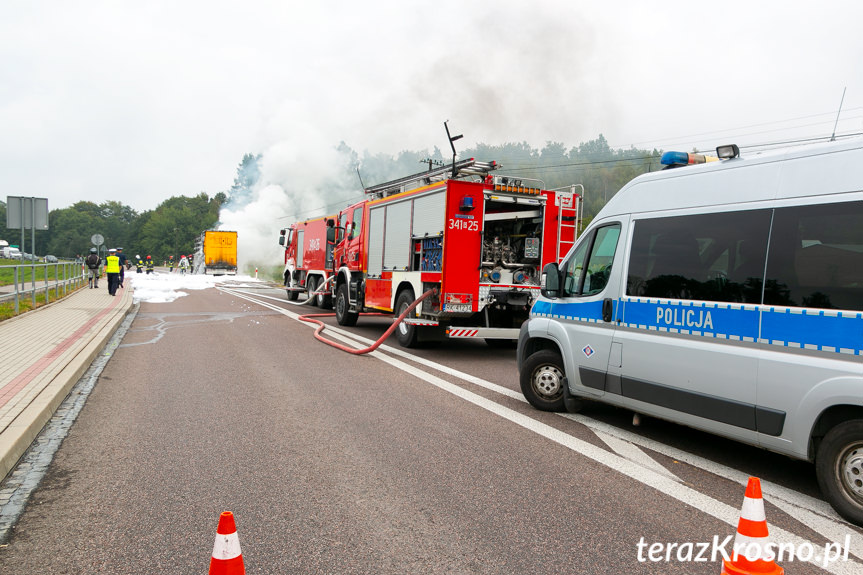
44;255;58;263
195;230;238;275
1;246;22;260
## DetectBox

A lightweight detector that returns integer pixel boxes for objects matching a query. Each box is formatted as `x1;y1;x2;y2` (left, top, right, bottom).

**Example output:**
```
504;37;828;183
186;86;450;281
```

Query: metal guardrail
0;261;86;315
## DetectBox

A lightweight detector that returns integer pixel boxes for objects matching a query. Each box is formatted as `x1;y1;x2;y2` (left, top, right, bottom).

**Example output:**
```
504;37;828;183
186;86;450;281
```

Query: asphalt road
1;280;861;574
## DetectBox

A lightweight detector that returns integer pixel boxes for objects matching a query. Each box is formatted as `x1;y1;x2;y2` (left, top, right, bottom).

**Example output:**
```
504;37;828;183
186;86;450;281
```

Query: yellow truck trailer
195;230;238;275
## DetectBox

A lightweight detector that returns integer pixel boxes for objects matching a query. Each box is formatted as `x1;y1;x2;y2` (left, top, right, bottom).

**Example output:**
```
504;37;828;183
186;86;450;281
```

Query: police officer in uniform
116;247;127;288
105;248;121;296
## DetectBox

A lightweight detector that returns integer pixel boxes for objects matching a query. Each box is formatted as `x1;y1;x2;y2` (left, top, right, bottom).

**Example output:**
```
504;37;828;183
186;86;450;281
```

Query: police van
517;137;863;525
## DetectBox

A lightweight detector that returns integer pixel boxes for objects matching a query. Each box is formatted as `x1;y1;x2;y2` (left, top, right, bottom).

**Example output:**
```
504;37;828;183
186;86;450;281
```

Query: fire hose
294;275;336;306
298;288;436;355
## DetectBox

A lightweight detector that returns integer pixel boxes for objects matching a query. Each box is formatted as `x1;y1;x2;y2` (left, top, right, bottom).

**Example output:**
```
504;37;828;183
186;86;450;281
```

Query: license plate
446;303;472;312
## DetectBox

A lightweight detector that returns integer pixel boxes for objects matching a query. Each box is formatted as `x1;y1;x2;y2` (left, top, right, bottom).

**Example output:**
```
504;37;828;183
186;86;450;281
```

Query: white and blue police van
517;137;863;525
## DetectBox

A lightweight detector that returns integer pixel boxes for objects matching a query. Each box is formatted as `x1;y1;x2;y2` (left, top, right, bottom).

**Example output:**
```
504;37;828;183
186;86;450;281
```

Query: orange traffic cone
209;511;245;575
722;477;784;575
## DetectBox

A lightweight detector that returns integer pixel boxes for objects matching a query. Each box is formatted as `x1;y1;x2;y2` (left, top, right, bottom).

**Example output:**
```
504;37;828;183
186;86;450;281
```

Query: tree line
0;193;224;261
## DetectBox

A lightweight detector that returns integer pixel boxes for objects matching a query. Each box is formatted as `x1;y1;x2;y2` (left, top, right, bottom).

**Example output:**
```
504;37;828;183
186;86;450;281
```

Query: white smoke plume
218;141;364;275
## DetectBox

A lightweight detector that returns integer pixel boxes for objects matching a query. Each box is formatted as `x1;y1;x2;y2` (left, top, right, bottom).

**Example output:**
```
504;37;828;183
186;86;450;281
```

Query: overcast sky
2;1;862;225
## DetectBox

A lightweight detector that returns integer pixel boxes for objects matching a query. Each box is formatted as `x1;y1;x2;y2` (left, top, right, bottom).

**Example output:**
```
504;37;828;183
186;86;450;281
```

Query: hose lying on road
298;288;436;355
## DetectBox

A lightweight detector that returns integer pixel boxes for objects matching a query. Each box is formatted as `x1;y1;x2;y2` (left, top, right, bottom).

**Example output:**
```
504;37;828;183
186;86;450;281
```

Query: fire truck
279;214;339;307
330;158;580;347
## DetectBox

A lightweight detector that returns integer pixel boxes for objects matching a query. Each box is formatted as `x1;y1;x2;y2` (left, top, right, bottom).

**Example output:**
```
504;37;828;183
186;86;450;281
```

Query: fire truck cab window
351;207;363;239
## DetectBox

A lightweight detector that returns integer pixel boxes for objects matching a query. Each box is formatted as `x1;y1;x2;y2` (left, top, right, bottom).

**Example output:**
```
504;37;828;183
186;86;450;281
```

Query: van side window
626;210;771;303
562;224;621;296
765;201;863;311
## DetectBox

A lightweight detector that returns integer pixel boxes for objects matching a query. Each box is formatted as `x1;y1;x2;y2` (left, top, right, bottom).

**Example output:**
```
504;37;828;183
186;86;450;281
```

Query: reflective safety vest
105;255;121;273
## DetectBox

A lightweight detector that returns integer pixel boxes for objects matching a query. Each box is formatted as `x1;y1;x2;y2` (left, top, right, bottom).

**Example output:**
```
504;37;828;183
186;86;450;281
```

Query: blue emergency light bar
661;145;739;167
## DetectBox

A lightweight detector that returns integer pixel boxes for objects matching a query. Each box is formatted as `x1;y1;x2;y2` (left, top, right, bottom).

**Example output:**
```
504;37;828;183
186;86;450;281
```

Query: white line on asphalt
224;288;863;570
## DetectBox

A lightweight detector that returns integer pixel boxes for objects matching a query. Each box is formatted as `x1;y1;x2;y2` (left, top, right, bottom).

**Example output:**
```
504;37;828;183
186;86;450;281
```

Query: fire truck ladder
364;158;499;198
556;189;579;262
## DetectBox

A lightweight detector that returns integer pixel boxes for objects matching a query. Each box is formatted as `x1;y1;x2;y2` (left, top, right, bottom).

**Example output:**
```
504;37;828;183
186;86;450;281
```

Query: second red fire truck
280;158;580;347
279;214;338;307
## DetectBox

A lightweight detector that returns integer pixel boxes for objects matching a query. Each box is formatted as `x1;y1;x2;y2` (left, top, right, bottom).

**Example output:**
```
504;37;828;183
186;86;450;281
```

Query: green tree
45;202;102;257
138;194;220;261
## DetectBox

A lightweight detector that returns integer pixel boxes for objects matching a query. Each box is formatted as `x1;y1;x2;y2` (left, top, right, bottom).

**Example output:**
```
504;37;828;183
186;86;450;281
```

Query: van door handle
602;298;613;322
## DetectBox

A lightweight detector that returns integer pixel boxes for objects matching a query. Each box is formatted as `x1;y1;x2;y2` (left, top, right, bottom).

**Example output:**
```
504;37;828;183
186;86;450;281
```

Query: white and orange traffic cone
209;511;245;575
722;477;784;575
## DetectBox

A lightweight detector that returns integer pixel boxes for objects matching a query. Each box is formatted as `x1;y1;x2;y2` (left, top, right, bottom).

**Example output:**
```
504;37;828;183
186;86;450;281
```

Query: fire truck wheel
335;283;358;326
395;289;419;348
316;280;333;309
520;349;566;412
286;277;299;301
306;277;318;307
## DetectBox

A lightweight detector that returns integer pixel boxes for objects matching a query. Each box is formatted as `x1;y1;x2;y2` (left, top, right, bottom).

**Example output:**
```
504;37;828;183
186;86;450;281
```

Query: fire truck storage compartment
481;193;545;286
296;229;304;267
368;189;446;276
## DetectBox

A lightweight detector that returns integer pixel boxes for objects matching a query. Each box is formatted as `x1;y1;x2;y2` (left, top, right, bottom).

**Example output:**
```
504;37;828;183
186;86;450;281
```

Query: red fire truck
278;214;339;307
329;158;580;347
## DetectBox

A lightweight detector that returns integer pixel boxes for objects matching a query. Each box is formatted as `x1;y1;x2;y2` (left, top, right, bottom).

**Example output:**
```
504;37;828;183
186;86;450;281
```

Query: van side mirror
540;263;561;298
278;236;285;247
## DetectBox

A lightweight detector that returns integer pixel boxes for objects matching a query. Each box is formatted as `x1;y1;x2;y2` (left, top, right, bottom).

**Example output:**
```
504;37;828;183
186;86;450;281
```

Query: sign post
7;196;49;304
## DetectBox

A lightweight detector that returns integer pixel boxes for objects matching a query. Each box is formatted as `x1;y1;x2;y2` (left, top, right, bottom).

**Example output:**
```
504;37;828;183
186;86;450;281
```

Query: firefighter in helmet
145;255;155;274
135;255;144;273
168;255;175;272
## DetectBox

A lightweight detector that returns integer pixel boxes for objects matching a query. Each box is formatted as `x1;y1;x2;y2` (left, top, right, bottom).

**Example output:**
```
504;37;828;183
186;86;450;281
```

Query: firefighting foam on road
130;271;262;304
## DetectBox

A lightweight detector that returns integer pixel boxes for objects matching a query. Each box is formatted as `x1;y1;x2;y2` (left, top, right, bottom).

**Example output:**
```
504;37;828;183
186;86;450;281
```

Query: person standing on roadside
178;254;189;275
116;247;127;288
85;248;101;288
105;248;121;296
145;255;155;274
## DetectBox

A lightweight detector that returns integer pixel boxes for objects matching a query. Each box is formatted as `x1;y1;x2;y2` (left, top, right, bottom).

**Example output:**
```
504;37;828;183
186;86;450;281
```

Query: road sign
91;234;104;246
6;196;49;230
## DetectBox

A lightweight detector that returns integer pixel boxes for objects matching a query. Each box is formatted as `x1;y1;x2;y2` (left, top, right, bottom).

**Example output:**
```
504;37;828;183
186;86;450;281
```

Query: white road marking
225;288;863;571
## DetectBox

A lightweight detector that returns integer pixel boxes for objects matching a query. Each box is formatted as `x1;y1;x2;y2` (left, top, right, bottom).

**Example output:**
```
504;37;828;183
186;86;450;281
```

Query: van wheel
306;277;318;306
335;283;358;327
816;420;863;525
520;350;566;412
395;289;418;348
